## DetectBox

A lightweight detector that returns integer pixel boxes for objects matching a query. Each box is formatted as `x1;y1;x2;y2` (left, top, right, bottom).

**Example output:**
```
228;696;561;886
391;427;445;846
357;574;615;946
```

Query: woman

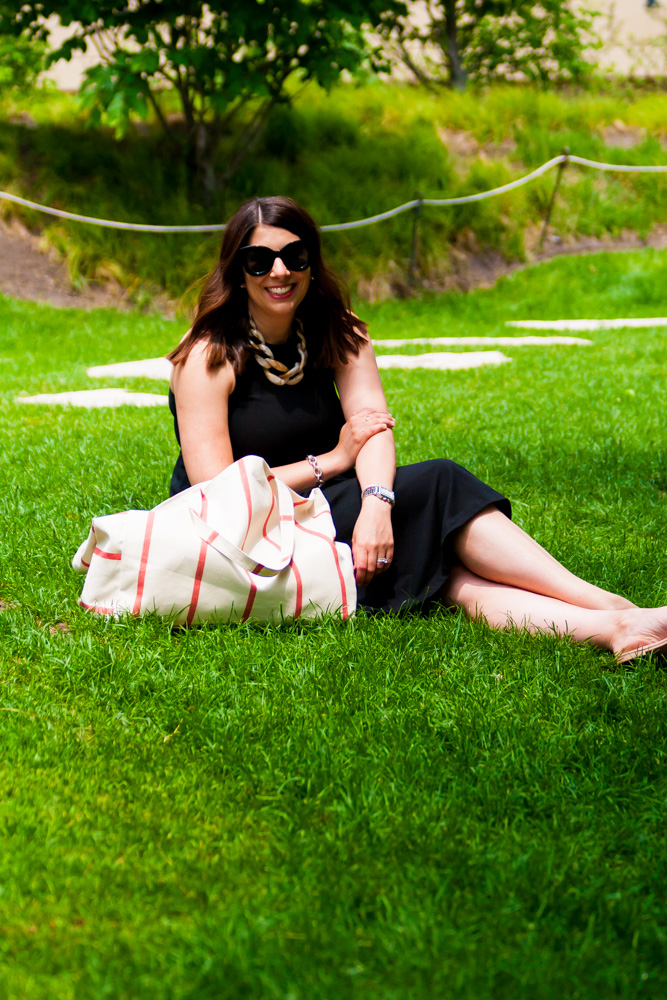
168;195;667;663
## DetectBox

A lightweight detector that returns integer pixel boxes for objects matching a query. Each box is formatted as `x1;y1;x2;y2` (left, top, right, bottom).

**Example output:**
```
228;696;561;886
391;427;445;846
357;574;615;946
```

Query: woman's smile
244;224;311;340
265;283;297;300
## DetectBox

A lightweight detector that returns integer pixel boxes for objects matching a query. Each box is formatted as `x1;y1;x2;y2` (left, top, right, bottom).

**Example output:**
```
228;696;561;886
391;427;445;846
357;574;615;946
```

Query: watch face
362;486;395;505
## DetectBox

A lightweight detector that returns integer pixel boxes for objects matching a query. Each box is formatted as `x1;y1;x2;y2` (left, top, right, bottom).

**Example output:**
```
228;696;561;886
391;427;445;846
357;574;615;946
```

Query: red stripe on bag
79;599;116;615
187;495;209;626
93;547;121;561
261;489;280;551
294;523;350;620
291;557;303;619
81;558;90;568
241;570;257;622
133;510;156;615
239;459;253;550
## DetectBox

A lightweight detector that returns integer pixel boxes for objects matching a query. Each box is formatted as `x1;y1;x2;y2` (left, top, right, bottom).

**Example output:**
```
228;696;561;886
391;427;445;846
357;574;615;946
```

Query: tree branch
217;97;275;188
143;83;172;137
397;37;440;89
443;0;467;90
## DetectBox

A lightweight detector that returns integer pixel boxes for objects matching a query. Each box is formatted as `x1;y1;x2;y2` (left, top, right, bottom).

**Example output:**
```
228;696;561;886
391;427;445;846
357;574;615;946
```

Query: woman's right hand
334;407;395;470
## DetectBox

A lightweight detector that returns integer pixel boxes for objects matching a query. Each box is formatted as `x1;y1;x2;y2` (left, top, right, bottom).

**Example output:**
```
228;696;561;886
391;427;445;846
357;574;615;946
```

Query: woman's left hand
352;499;394;587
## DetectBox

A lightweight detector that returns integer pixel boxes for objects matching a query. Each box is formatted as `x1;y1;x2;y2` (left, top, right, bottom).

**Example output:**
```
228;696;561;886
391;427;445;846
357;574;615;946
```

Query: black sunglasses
238;240;310;277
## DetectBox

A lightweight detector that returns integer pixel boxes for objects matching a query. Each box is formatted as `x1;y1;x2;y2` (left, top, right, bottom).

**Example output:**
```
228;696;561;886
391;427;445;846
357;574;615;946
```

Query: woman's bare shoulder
170;339;236;396
333;311;372;368
346;309;371;343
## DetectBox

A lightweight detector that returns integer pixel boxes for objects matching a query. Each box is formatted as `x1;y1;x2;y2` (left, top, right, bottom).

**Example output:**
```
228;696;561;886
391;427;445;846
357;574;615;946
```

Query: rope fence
1;152;666;236
1;151;666;283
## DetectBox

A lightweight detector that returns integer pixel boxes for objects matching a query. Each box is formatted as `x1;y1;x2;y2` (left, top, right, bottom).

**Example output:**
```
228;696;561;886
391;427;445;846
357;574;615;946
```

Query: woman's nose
269;255;290;278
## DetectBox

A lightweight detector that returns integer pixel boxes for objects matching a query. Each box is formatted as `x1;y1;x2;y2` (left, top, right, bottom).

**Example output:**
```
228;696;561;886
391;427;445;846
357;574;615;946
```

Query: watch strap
361;485;395;507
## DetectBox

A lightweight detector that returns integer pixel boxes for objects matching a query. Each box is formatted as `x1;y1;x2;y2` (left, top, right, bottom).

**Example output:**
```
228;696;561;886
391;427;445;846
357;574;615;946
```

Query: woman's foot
612;607;667;664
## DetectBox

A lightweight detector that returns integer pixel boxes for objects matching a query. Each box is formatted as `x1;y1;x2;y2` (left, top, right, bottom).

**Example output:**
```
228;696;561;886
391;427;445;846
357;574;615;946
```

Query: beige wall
397;0;667;78
41;2;667;92
41;16;110;91
592;0;667;75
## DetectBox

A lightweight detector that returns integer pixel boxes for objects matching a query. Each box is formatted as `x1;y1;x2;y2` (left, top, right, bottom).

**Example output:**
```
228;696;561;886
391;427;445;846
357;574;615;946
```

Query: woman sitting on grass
168;195;667;664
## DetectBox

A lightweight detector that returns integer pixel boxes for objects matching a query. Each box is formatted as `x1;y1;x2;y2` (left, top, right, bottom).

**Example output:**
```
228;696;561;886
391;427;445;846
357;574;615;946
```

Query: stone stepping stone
88;352;513;376
376;351;511;370
17;388;168;407
507;318;667;331
374;336;592;347
87;357;173;379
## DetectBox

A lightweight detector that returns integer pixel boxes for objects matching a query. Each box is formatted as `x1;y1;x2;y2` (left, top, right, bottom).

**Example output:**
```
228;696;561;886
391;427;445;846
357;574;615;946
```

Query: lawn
1;249;667;999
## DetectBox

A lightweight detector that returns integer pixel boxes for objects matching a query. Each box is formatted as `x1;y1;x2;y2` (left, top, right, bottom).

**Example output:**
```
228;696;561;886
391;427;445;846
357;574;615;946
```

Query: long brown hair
168;196;366;372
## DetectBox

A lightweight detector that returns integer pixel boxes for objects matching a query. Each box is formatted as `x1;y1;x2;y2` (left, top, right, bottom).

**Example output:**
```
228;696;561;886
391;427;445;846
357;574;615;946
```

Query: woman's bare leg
454;506;635;611
444;566;667;660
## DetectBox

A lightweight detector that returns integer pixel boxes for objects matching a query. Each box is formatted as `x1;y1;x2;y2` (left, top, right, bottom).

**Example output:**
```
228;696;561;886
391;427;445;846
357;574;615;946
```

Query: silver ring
364;414;372;422
377;557;389;565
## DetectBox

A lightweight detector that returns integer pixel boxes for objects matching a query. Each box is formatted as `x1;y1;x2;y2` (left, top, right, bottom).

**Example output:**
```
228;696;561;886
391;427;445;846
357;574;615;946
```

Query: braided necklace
248;314;307;386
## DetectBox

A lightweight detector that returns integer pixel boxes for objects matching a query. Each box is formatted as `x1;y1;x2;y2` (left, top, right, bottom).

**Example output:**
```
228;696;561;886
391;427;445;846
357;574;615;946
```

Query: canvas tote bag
73;455;356;624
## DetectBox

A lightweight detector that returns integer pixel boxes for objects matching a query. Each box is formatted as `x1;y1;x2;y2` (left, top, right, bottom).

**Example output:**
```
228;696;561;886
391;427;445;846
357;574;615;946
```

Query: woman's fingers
351;410;395;446
354;555;369;586
354;548;394;585
337;409;395;467
351;485;395;582
352;528;395;585
353;407;395;429
375;550;393;573
359;420;392;446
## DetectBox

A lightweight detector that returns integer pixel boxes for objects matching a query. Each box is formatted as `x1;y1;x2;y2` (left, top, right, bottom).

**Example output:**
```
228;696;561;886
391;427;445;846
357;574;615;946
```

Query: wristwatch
361;485;395;507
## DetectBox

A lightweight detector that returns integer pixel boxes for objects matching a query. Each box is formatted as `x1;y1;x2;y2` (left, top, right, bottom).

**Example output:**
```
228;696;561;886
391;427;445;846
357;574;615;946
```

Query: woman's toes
614;608;667;664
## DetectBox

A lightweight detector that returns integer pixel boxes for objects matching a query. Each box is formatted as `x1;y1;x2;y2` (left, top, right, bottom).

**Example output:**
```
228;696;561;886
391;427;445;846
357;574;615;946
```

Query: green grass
1;82;667;302
1;250;667;998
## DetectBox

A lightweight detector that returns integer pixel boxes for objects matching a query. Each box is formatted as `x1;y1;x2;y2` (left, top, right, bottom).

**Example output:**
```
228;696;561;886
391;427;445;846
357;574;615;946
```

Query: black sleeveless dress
169;340;511;613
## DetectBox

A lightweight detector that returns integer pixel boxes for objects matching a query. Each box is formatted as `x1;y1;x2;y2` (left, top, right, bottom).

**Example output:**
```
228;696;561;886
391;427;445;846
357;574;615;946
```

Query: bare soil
358;224;667;301
2;213;667;311
438;223;667;294
0;217;133;310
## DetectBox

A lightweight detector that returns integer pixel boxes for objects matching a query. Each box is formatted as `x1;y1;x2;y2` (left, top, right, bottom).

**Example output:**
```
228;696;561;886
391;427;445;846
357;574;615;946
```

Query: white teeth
268;285;292;295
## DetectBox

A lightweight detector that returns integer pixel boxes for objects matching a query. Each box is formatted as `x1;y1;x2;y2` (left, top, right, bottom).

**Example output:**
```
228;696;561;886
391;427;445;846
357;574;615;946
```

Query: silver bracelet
361;485;395;507
307;454;324;487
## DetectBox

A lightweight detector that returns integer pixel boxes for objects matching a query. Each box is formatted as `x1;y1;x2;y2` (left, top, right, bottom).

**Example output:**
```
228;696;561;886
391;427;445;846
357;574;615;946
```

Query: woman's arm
334;336;397;586
172;340;393;492
334;336;396;489
271;407;392;491
171;343;238;486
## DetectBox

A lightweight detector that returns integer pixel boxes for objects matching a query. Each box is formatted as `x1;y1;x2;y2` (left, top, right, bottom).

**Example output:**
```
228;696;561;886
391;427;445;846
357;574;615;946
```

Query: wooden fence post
539;148;569;251
408;192;424;288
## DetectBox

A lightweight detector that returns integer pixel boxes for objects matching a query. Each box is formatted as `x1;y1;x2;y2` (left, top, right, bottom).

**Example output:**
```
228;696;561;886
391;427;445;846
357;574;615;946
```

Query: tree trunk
443;0;467;91
195;123;218;202
184;98;275;203
185;123;219;205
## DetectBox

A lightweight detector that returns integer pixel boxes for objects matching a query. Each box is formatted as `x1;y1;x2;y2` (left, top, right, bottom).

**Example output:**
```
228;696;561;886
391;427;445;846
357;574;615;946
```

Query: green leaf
2;0;409;192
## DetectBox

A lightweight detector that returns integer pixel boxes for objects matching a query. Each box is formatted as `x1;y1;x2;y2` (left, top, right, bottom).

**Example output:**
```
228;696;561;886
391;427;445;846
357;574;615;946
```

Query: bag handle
189;478;295;576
